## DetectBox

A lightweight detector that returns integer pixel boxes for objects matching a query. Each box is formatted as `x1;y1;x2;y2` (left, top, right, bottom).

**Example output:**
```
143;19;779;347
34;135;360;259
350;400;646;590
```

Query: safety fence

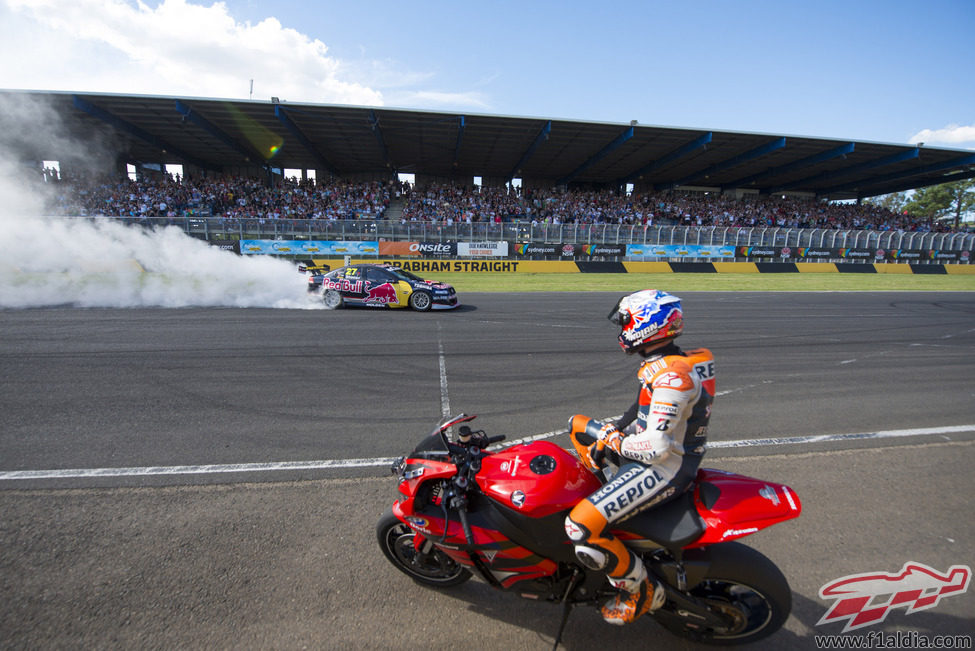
58;216;975;262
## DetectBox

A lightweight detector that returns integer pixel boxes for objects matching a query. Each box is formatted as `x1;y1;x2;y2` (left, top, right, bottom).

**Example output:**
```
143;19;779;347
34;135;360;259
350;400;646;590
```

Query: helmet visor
607;298;630;327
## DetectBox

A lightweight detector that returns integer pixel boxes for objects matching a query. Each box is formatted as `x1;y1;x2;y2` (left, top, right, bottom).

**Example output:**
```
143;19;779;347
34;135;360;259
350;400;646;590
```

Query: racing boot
601;559;666;625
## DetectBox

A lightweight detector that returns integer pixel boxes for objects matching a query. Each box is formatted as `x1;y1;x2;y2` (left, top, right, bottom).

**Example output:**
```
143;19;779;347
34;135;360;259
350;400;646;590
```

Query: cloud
908;123;975;150
2;0;384;105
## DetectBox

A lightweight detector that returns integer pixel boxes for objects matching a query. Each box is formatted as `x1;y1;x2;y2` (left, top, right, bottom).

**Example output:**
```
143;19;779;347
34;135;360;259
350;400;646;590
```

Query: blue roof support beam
274;105;338;175
174;100;263;164
775;147;920;192
73;95;211;169
557;126;634;186
725;141;855;189
664;137;786;189
369;110;392;170
823;153;975;196
508;121;551;182
622;132;712;183
453;115;465;167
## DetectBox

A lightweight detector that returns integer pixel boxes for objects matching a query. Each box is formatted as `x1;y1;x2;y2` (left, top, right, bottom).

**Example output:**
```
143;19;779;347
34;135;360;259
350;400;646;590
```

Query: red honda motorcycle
377;414;802;647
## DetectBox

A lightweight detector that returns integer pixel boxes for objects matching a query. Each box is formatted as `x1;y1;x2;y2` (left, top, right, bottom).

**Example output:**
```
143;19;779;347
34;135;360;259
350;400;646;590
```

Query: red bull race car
310;263;459;311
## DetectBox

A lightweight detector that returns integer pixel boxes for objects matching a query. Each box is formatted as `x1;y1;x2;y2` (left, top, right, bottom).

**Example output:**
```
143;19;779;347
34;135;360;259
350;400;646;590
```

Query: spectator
38;170;956;234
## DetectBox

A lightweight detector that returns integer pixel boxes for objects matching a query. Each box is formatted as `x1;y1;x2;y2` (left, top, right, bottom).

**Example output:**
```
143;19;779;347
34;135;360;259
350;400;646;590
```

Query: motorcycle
377;414;802;647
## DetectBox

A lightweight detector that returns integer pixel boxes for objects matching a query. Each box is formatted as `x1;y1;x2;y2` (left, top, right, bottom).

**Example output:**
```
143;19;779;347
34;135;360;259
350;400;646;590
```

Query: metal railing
82;216;975;253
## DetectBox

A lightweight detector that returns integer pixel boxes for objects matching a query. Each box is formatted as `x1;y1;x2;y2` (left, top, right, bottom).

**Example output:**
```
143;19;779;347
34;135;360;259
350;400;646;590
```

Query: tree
864;191;910;213
904;179;975;229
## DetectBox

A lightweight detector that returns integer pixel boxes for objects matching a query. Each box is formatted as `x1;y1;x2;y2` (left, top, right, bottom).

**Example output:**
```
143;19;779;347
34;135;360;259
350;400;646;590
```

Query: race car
309;263;459;311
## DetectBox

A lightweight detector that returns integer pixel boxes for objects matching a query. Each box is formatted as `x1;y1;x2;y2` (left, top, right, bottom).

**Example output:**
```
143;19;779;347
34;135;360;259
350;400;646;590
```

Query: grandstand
3;89;973;259
6;89;974;198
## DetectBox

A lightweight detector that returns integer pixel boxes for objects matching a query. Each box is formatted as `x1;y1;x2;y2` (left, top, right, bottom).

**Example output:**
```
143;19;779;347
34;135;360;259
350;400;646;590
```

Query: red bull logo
323;278;362;293
817;561;971;632
366;282;399;305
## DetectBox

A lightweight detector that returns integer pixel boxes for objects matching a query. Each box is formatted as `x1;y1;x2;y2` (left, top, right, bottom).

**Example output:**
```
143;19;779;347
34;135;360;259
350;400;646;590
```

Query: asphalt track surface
2;292;973;649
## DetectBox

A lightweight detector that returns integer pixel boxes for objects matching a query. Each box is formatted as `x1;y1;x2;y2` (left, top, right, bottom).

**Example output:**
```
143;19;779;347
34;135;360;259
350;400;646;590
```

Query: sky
0;0;973;149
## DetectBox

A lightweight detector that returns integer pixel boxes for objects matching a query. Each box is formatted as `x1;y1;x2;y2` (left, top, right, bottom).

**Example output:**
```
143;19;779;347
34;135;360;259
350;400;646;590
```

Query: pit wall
302;259;975;275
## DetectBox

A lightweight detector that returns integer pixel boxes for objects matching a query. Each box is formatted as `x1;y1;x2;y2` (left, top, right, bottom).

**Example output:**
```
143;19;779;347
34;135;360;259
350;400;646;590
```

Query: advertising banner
457;241;509;257
921;250;968;262
796;247;834;259
378;241;457;256
835;248;876;261
240;240;379;256
627;244;736;259
512;243;629;258
579;244;627;257
736;246;789;259
512;242;560;257
734;247;971;263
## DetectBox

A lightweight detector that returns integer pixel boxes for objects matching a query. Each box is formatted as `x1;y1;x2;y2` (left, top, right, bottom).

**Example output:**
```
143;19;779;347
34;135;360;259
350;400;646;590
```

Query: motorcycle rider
564;289;715;625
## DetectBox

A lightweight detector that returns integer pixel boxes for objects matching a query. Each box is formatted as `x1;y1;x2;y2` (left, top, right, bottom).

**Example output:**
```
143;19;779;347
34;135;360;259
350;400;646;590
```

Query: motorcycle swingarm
657;583;738;630
650;550;737;630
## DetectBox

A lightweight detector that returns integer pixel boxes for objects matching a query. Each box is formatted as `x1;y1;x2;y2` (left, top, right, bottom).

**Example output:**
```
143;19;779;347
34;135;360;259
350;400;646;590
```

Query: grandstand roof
6;89;975;200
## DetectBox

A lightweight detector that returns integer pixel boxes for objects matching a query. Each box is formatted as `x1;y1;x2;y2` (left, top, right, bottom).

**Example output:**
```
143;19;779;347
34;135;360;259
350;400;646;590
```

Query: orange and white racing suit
564;343;715;593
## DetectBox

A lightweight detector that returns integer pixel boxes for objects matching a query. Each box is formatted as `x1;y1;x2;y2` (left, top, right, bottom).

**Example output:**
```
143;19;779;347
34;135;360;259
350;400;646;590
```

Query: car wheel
323;289;344;310
408;290;432;312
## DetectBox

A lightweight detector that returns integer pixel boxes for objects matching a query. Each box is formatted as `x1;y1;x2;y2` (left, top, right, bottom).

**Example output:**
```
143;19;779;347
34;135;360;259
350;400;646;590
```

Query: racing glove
596;422;624;454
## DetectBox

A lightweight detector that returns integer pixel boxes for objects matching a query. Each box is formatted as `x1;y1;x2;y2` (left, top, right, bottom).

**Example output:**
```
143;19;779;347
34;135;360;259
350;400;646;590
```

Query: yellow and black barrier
301;258;975;275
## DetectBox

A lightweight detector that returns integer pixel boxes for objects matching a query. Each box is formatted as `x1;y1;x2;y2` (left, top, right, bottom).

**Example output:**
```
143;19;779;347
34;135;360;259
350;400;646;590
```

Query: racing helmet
608;289;684;353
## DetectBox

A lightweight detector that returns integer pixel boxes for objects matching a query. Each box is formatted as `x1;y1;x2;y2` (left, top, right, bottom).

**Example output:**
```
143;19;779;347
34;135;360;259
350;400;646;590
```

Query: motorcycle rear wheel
653;542;791;645
376;509;473;588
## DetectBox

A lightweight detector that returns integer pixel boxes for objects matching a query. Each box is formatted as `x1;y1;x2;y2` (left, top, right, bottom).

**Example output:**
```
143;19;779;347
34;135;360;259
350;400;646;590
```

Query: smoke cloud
0;94;322;310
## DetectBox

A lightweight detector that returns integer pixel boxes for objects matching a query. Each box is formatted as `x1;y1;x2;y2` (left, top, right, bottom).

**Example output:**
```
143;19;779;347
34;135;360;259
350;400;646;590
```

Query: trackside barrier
298;259;975;275
56;216;975;257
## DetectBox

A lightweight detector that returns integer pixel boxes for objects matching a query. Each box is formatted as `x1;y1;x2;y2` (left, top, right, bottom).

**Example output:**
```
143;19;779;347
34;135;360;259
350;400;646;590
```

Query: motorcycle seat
614;490;706;549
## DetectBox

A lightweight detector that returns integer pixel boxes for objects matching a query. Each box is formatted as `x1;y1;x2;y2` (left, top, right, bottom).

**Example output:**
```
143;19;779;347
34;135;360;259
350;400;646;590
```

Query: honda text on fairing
308;263;458;311
378;414;802;647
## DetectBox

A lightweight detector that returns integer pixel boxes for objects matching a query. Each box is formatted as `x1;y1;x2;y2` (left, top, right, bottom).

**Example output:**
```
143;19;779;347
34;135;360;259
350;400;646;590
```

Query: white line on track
1;424;973;482
437;322;451;420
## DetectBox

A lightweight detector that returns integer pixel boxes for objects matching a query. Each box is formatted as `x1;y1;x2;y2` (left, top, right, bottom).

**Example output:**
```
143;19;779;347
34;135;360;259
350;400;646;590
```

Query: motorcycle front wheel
653;542;791;645
376;509;473;588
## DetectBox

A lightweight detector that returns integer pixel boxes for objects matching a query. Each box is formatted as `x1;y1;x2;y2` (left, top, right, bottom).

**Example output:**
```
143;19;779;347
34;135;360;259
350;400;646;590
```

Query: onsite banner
378;241;457;256
627;244;736;259
239;240;379;256
457;241;509;257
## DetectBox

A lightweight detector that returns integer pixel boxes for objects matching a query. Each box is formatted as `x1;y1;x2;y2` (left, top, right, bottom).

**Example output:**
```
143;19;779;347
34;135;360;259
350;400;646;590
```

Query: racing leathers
564;342;715;624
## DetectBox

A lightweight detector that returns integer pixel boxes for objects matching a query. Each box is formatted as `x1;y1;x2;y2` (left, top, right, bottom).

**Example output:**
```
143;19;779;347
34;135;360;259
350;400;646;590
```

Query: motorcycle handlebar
456;504;474;545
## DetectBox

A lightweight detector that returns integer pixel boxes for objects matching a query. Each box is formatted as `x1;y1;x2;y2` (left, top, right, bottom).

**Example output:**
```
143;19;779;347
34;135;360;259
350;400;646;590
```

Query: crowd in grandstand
400;183;527;224
38;170;957;233
42;173;392;222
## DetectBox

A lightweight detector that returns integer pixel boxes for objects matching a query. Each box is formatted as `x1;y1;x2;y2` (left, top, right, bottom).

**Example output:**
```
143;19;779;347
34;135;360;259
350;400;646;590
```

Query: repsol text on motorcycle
377;414;802;648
